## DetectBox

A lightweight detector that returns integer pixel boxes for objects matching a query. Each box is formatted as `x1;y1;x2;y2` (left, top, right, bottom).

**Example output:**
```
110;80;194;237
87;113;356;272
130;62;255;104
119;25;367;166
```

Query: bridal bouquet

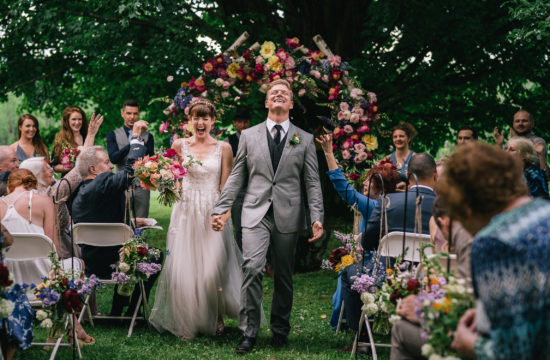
133;148;200;206
60;147;80;169
34;252;99;334
321;232;363;272
111;233;162;297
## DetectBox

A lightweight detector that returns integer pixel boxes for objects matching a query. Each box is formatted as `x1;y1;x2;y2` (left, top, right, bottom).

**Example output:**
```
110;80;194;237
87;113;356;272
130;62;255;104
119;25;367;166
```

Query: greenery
14;195;390;360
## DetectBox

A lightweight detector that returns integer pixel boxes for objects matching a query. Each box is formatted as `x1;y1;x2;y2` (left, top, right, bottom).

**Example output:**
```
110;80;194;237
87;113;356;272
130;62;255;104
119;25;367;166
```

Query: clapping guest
10;114;49;162
505;136;549;199
436;142;550;359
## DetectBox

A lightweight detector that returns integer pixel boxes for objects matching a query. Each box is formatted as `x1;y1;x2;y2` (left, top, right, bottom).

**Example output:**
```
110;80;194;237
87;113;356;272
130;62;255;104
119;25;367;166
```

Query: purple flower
136;263;162;277
111;272;130;284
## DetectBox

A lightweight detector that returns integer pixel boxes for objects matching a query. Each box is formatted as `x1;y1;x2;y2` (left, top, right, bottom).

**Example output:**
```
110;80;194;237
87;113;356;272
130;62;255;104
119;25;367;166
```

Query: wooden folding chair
72;223;149;337
4;233;83;359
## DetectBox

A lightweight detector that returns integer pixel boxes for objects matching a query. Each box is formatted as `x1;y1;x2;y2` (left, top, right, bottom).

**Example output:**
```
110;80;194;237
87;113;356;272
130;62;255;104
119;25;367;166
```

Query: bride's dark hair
188;97;216;118
7;169;38;193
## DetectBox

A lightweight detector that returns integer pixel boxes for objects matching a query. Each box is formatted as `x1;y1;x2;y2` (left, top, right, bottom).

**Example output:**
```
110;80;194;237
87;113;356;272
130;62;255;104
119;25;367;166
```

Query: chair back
377;231;432;263
4;233;56;260
73;223;133;247
415;253;458;277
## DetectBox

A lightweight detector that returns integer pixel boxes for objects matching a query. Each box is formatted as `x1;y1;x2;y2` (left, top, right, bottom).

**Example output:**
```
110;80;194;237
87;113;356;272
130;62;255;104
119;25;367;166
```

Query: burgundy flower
406;279;420;292
62;278;69;287
164;148;177;159
62;289;82;313
349;173;360;181
328;247;348;268
137;247;149;257
389;290;403;304
0;263;13;287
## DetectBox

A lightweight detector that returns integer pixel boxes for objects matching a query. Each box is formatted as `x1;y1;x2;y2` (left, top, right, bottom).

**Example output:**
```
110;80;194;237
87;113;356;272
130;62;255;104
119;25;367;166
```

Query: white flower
119;263;131;273
362;303;378;316
380;301;393;314
215;78;224;87
41;318;53;329
0;298;15;318
360;292;375;304
428;354;444;360
421;343;434;357
36;310;49;321
389;314;401;325
443;356;461;360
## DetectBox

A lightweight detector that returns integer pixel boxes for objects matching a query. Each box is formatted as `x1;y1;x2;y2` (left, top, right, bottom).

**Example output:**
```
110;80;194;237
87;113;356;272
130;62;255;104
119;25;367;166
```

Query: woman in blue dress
10;114;49;162
316;134;399;328
383;122;417;185
505;137;549;199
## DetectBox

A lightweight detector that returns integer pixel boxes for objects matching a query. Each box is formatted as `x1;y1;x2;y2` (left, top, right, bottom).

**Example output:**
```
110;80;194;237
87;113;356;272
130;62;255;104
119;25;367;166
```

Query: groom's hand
211;214;228;232
309;221;324;242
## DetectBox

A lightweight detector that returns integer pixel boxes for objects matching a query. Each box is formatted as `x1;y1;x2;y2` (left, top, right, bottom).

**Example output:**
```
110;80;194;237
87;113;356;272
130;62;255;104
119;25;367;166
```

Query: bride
149;98;242;339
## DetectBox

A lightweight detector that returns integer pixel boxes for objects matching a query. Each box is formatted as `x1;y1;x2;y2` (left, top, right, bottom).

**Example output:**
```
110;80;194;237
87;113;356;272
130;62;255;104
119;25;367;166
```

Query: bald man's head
0;146;18;172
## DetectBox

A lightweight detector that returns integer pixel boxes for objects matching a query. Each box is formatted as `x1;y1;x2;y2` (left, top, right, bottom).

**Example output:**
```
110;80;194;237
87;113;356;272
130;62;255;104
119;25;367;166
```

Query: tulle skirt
149;189;242;338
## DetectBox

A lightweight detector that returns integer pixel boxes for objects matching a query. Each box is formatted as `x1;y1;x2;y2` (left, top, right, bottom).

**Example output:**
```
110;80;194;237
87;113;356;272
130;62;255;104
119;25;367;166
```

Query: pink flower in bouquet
328;55;342;67
276;48;289;62
149;173;161;187
322;75;329;83
343;125;354;134
254;63;264;74
285;37;300;49
349;173;360;181
331;68;343;82
256;56;264;64
367;92;377;103
340;102;349;112
221;91;230;98
357;124;370;134
170;163;186;180
342;110;351;120
342;150;351;159
222;81;231;89
285;57;296;70
269;71;283;81
217;68;228;79
329;86;340;100
354;143;366;152
350;88;364;100
352;106;364;116
355;151;368;163
159;121;169;134
350;113;360;124
361;116;369;122
140;181;152;191
284;70;294;79
337;111;345;121
310;70;321;79
298;89;306;97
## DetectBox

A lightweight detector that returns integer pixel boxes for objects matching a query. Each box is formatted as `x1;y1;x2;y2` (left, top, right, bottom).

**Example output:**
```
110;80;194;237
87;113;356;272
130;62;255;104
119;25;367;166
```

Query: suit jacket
213;121;324;233
362;186;436;251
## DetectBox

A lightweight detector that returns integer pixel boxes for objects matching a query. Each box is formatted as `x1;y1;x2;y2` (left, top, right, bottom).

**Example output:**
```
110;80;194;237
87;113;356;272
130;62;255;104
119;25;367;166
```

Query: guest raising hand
10;114;49;162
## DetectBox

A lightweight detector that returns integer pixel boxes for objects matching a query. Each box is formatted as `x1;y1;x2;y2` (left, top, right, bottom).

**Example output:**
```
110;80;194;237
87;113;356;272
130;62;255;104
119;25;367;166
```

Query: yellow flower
362;134;378;151
260;41;276;58
340;255;354;269
268;56;283;72
227;63;240;79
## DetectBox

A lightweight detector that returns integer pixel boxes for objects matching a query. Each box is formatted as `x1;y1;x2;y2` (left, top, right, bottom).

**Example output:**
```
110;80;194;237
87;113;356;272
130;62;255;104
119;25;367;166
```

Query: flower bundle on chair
0;263;33;319
133;148;201;206
34;252;99;334
321;231;363;272
111;233;162;297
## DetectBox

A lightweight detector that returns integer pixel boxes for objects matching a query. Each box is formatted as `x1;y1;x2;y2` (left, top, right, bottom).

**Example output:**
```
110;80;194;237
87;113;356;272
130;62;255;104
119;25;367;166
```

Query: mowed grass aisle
14;193;390;360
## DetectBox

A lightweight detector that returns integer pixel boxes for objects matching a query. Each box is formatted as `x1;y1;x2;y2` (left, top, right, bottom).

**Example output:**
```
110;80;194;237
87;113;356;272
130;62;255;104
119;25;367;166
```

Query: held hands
211;213;229;232
309;221;324;242
132;120;149;137
315;134;334;154
450;308;478;358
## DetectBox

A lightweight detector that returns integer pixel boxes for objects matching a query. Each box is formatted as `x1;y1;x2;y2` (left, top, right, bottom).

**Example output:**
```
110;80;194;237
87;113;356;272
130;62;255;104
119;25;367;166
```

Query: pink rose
342;141;351;150
338;111;345;121
328;55;341;67
357;124;370;134
342;110;351;120
322;74;329;83
170;163;186;180
350;113;360;124
286;76;294;83
350;88;363;99
159;121;169;134
354;143;366;152
354;154;365;164
352;107;364;116
310;70;321;79
367;92;377;103
340;102;349;112
360;116;369;122
342;150;351;159
222;81;230;89
343;125;353;134
285;57;296;70
285;70;294;78
256;56;264;64
298;88;306;97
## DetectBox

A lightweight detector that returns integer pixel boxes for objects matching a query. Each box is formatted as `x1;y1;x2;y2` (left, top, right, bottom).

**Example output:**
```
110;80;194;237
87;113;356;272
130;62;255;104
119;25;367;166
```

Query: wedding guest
384;122;417;186
10;114;49;162
456;125;477;146
224;108;251;250
72;120;160;317
51;106;94;175
0;146;19;196
434;142;550;360
505;136;549;199
106;100;154;218
494;109;549;177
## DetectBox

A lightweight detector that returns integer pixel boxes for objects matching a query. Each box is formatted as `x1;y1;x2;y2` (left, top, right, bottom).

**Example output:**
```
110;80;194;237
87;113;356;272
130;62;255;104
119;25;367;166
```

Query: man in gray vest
106;99;155;217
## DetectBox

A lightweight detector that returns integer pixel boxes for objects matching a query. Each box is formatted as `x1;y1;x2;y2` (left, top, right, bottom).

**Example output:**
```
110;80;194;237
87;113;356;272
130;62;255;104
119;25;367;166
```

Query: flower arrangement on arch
321;232;363;272
34;252;99;333
159;35;382;183
110;232;162;297
133;148;201;207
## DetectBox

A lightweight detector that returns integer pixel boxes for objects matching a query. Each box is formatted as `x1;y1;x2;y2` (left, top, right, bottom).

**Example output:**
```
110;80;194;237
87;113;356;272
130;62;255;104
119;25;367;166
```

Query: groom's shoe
271;334;288;348
235;336;256;354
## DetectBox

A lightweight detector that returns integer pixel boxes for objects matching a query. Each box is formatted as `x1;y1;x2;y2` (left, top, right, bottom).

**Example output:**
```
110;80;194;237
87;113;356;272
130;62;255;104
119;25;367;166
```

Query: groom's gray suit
213;120;324;338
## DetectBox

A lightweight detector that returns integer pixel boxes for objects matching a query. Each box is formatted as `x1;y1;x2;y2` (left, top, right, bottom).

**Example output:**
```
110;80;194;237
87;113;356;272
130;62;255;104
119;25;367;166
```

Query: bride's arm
171;138;184;156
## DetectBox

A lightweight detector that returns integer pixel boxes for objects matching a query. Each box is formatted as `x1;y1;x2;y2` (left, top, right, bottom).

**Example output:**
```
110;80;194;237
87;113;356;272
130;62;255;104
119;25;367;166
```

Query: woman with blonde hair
10;114;49;162
505;136;549;198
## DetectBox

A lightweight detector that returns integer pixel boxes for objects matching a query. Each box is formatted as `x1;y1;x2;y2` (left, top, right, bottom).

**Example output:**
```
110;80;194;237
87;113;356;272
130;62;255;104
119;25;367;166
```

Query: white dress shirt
266;118;290;140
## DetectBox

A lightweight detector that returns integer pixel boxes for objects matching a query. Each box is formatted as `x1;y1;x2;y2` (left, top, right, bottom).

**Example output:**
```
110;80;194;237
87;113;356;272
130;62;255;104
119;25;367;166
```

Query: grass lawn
14;193;390;360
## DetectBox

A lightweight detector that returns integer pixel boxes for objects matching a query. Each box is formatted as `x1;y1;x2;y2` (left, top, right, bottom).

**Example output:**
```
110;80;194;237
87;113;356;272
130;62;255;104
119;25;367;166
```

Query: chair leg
68;314;82;359
364;316;378;360
336;300;345;335
350;310;363;358
128;293;143;338
139;280;149;321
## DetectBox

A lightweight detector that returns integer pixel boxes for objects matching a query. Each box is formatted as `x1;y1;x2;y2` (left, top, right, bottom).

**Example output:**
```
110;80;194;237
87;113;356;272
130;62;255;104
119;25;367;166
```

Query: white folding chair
72;223;149;337
4;233;83;359
415;253;458;277
350;232;432;358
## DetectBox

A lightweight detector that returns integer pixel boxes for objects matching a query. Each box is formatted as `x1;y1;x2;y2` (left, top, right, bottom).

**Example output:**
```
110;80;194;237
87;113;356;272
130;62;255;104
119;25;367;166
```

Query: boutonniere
289;132;301;146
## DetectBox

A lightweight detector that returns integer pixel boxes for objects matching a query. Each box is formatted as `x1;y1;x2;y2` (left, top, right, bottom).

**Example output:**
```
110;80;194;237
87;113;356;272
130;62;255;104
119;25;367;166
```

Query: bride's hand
211;214;227;232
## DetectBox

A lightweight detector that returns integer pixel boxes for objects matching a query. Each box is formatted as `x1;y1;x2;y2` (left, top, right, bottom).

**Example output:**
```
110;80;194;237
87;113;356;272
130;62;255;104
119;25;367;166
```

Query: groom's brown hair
266;79;293;99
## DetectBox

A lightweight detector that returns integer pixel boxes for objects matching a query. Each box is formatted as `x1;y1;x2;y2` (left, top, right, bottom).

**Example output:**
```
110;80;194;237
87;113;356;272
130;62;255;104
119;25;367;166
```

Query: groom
212;79;324;353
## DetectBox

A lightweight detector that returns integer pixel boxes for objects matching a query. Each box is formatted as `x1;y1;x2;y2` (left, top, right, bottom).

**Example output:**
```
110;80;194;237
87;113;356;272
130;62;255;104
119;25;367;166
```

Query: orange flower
181;82;188;88
386;269;394;276
429;276;439;286
195;78;205;87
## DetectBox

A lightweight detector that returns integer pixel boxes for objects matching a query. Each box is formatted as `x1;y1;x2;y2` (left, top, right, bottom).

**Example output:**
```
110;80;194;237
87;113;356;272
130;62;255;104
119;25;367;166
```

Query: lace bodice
180;140;222;192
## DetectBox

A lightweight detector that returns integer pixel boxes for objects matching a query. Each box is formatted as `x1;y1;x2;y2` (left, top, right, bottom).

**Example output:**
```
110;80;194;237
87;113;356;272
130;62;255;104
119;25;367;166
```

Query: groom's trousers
240;210;298;338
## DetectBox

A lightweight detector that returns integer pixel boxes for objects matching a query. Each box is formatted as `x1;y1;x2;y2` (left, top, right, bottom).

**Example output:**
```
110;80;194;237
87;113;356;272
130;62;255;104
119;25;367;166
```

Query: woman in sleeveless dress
383;122;417;187
10;114;49;162
0;169;94;345
149;98;242;339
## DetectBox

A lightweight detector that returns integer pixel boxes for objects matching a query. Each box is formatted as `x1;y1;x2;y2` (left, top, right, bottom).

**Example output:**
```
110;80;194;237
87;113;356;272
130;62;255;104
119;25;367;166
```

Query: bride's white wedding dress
149;140;242;338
